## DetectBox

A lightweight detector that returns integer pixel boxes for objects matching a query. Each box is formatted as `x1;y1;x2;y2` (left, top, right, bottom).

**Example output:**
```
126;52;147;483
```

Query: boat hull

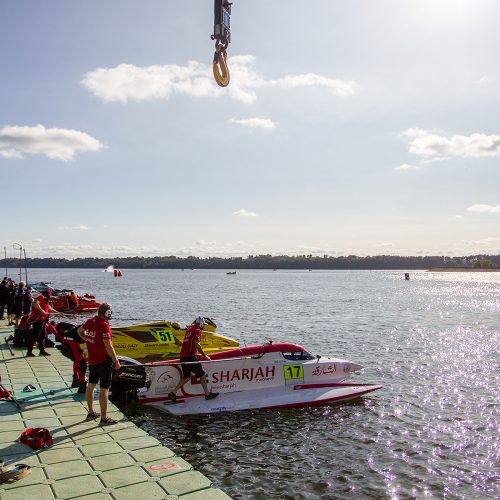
112;321;240;360
146;383;382;416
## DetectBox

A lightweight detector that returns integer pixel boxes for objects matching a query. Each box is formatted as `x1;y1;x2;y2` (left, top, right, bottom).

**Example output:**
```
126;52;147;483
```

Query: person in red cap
167;316;218;403
26;290;63;357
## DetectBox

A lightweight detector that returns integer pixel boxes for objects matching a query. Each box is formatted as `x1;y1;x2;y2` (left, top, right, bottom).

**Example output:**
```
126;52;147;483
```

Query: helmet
194;316;205;329
171;321;181;330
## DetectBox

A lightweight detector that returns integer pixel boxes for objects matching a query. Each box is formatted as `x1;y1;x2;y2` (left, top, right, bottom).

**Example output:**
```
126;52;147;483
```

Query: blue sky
1;0;499;258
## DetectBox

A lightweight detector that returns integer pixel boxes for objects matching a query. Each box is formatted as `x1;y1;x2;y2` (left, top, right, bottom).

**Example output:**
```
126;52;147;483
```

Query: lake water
25;268;499;499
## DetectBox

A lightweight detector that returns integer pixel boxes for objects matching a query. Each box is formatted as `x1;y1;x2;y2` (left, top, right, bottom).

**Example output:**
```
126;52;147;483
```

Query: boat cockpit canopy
281;350;315;361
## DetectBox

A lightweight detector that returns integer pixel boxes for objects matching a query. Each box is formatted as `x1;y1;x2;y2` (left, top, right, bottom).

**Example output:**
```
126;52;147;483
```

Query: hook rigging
211;0;232;87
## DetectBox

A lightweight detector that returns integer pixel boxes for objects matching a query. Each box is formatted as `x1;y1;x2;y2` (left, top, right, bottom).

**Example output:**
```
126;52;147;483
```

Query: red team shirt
30;295;50;322
179;325;202;358
82;316;112;365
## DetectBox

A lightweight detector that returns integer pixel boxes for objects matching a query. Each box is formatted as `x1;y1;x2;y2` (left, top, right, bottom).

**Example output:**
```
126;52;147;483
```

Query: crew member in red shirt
77;303;121;425
46;320;88;394
27;290;63;357
168;316;218;403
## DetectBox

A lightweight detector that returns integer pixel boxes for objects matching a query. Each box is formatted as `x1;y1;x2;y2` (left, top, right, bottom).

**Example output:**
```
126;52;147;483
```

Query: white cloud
233;209;258;217
194;240;218;247
467;204;500;213
477;74;499;85
402;128;500;159
371;242;395;249
0;149;23;159
82;56;358;105
0;125;103;161
395;163;420;171
229;117;276;129
58;225;90;231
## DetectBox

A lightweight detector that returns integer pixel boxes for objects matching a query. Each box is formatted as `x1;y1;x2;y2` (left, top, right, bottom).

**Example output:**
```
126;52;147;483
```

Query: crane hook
213;42;230;87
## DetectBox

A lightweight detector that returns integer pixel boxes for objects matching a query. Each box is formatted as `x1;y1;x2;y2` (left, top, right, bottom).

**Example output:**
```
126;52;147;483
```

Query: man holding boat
168;316;218;403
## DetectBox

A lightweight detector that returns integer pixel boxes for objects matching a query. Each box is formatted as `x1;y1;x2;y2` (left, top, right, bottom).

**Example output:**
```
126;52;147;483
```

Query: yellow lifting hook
212;0;232;87
213;43;230;87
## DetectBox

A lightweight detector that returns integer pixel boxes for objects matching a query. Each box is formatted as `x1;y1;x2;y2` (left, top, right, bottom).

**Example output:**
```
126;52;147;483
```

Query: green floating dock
0;324;230;499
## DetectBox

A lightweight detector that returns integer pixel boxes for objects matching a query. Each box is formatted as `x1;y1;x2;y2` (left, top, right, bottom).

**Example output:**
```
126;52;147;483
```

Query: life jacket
20;428;53;449
0;387;13;400
18;314;32;329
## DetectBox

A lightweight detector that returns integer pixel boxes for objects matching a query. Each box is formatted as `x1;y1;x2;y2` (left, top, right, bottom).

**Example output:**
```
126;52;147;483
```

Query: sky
1;0;499;259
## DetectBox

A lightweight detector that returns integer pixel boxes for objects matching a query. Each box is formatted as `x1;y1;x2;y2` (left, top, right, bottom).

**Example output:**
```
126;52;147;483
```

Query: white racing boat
112;342;382;416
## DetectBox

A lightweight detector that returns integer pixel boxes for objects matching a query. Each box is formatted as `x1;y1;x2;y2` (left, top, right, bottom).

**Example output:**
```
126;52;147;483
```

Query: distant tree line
2;254;499;271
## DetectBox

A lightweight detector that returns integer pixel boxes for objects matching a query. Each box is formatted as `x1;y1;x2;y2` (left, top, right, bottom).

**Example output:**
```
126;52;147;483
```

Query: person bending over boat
77;303;121;425
27;290;63;357
46;320;88;394
168;316;218;403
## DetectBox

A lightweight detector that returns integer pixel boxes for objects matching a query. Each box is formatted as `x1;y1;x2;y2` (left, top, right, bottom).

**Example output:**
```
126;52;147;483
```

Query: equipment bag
13;328;32;348
19;428;53;449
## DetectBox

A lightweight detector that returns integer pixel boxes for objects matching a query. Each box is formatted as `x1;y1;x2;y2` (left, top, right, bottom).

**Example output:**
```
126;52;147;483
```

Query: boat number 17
156;329;175;344
283;365;304;380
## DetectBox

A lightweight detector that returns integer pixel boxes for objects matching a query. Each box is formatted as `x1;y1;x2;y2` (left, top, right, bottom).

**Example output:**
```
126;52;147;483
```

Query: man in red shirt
27;290;63;357
168;316;218;403
77;303;121;425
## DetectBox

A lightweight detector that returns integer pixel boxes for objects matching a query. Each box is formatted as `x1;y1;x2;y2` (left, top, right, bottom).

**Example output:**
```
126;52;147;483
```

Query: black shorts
180;355;205;378
89;358;113;389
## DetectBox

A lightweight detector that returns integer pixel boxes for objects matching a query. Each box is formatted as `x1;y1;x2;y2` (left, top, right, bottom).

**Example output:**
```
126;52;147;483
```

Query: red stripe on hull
294;382;377;390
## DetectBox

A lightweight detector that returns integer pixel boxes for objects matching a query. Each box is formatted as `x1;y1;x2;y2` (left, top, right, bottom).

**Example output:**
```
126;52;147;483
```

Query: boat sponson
147;383;382;416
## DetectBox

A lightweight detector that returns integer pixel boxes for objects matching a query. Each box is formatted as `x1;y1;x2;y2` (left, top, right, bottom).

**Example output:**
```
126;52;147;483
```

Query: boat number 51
156;329;175;344
283;365;304;379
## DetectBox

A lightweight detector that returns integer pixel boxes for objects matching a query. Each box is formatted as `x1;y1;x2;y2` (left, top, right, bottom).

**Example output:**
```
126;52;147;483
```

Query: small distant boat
226;271;236;275
103;265;114;273
114;269;123;277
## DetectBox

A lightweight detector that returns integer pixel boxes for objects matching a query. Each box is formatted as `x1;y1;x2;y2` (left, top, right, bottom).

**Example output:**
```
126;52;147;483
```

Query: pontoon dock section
0;319;230;499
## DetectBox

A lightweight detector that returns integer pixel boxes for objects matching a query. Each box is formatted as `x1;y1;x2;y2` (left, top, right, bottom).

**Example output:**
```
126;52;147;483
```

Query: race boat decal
212;366;276;383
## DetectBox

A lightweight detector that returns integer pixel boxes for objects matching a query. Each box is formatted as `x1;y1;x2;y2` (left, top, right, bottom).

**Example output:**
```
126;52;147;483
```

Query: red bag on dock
20;428;53;449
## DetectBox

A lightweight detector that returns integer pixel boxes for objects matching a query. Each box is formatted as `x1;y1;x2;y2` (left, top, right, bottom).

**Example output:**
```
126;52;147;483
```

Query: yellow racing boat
111;318;239;360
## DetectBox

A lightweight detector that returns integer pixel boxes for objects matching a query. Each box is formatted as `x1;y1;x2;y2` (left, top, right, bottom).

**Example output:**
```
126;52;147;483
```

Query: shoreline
426;268;499;272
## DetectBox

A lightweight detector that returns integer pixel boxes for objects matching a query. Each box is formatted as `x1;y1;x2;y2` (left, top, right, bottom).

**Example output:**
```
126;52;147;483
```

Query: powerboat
112;342;381;415
111;319;240;360
50;292;101;313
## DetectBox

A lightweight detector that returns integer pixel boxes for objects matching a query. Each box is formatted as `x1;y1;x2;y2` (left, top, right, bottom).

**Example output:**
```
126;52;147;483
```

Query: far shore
427;268;499;272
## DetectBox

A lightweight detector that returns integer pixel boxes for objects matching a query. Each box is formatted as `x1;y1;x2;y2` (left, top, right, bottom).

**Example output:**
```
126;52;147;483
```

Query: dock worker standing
77;303;121;425
168;316;218;403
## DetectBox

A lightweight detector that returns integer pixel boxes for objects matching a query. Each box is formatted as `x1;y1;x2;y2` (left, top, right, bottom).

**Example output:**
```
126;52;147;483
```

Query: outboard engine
110;356;149;404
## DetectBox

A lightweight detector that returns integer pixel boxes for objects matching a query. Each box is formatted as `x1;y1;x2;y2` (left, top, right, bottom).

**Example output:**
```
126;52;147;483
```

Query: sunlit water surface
27;269;499;499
